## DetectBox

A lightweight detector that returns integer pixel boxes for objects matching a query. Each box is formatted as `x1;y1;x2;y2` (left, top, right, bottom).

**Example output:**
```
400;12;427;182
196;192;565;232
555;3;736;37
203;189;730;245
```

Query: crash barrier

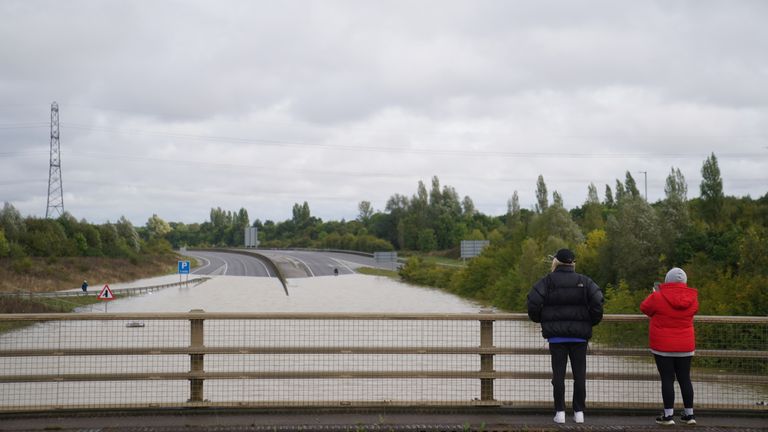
0;312;765;412
0;277;210;299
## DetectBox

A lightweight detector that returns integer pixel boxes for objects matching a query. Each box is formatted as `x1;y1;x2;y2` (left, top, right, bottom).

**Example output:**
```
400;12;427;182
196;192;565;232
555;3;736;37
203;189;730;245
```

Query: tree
292;202;311;227
700;153;724;224
604;185;615;208
357;201;374;225
429;176;442;206
606;198;661;291
461;196;476;218
506;191;521;229
385;193;409;249
575;229;607;286
518;238;549;288
552;191;564;208
535;175;548;213
23;218;69;257
0;229;9;257
0;202;25;241
587;183;600;205
665;167;688;202
530;205;584;245
624;171;640;199
659;167;690;266
615;180;626;204
146;214;172;238
236;208;249;228
116;216;140;252
507;191;520;215
582;183;605;232
416;228;437;251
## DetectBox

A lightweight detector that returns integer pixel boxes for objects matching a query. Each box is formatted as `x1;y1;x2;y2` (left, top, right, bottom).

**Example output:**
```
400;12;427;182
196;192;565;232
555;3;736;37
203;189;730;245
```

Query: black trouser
653;354;694;409
549;342;588;412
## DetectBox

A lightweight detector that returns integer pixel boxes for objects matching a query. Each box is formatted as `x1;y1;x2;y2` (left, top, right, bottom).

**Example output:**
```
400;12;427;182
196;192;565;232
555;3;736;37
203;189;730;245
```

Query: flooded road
93;274;484;313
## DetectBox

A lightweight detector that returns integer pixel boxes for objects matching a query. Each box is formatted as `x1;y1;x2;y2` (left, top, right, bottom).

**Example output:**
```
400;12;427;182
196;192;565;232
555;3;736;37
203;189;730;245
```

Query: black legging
653;354;694;409
549;342;588;412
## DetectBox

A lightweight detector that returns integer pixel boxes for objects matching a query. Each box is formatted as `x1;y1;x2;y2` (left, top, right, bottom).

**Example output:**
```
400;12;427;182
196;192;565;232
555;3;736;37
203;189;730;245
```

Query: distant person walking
640;267;699;426
527;249;604;424
81;280;88;293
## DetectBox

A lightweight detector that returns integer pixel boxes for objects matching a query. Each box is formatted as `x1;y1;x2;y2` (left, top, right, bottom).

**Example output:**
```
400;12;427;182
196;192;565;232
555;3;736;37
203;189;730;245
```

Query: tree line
0;206;176;268
398;154;767;317
2;153;766;317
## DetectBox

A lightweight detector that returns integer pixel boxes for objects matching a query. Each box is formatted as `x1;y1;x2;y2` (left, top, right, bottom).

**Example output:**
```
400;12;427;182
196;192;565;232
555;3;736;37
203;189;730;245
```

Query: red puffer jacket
640;282;699;352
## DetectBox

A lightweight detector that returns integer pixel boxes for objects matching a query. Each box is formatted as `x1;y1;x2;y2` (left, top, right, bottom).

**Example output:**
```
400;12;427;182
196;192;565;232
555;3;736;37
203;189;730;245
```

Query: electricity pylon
45;101;64;218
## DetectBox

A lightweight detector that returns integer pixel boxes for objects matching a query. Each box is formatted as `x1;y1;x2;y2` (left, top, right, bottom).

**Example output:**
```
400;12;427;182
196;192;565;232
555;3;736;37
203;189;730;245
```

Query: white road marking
328;257;354;274
283;254;315;277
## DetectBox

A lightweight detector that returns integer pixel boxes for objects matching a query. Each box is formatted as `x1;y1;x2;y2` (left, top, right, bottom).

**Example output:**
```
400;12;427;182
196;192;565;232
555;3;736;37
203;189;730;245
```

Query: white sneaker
574;411;584;423
554;411;565;424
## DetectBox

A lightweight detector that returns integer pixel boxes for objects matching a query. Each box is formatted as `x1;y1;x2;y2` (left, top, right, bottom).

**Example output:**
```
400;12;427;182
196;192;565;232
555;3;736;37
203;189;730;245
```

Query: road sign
244;227;259;248
97;284;115;301
460;240;490;259
374;251;398;270
374;251;398;263
178;260;190;274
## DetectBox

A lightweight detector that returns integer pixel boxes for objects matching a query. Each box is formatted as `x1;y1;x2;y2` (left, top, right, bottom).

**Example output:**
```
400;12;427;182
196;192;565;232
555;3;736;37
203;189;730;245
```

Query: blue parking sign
178;260;190;274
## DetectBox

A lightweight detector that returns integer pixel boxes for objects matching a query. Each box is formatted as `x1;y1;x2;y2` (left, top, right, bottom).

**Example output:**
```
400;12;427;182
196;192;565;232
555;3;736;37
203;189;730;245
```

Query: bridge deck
1;409;767;432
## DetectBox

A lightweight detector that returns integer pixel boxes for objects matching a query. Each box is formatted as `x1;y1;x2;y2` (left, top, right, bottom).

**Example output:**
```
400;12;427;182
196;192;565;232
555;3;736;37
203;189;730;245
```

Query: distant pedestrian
527;249;604;424
640;267;699;426
81;280;88;293
333;268;339;276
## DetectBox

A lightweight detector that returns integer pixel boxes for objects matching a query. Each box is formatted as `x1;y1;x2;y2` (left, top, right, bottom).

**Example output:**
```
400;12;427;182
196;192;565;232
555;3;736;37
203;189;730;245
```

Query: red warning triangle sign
97;284;115;301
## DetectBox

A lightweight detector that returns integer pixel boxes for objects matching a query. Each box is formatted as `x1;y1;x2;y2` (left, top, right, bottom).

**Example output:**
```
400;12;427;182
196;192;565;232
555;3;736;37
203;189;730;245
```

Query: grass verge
356;267;401;279
0;254;181;293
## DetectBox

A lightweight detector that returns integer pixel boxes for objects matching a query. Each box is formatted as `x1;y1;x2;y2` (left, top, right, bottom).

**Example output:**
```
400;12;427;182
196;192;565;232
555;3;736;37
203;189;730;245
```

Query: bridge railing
0;312;765;412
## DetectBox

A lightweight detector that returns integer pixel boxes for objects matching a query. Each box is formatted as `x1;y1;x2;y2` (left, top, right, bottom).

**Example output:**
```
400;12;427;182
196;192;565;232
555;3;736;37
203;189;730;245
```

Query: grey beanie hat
665;267;687;284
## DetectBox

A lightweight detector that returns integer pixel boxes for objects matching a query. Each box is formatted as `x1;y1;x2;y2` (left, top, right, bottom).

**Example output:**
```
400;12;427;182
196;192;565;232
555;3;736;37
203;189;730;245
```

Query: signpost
178;260;190;285
97;284;115;312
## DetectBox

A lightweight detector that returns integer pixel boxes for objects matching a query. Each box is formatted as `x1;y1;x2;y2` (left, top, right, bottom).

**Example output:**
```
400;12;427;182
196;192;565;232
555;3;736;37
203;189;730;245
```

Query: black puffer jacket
527;266;604;340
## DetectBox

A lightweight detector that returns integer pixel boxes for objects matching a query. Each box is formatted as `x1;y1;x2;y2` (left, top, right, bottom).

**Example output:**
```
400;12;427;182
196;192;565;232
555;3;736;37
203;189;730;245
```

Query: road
257;249;381;277
186;250;273;277
185;249;391;278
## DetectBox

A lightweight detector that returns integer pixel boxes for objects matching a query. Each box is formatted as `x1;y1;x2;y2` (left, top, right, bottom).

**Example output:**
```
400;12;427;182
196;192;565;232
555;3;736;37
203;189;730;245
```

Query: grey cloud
1;0;766;223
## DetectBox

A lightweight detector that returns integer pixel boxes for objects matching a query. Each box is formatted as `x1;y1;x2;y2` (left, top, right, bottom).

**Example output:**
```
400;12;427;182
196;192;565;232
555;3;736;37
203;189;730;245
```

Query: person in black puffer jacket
527;248;604;425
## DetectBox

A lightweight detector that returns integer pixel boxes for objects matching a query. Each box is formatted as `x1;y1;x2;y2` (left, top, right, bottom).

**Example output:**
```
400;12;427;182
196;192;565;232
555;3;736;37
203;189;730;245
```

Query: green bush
398;257;457;288
11;256;33;274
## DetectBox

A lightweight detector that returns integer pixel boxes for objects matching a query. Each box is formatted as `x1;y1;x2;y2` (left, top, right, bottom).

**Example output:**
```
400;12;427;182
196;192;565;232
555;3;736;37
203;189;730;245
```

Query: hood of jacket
659;282;698;310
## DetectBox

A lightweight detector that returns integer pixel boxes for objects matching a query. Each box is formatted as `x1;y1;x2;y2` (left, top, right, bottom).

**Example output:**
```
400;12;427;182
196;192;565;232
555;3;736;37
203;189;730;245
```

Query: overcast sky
1;0;766;226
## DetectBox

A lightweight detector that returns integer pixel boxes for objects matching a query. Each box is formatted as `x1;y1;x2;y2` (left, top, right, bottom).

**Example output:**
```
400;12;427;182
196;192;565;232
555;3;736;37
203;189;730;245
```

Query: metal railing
0;312;765;412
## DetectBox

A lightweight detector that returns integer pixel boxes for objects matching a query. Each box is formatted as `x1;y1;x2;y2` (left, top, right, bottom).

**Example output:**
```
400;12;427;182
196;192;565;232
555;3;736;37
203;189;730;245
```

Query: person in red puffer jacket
640;267;699;426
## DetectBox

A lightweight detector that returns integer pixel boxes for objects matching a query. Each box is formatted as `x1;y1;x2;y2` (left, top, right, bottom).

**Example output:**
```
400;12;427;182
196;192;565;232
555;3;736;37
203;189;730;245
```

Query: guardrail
0;313;765;413
0;277;210;299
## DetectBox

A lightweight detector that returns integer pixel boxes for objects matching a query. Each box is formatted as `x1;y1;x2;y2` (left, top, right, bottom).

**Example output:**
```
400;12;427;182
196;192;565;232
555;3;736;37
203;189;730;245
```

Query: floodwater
1;275;765;409
91;274;486;313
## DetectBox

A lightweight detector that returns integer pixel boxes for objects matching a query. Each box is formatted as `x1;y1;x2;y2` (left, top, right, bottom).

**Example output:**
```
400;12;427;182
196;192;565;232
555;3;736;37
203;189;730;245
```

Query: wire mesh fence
0;312;765;412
